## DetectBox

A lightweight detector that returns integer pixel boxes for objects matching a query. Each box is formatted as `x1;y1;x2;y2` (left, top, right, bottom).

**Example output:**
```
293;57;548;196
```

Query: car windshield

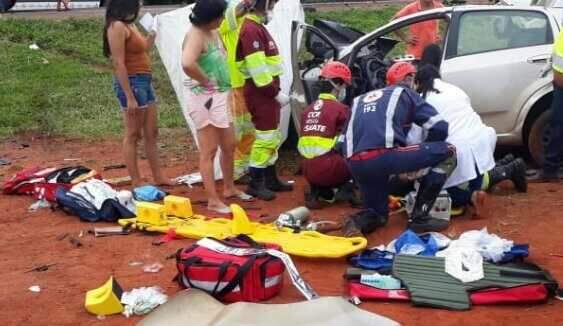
532;0;563;7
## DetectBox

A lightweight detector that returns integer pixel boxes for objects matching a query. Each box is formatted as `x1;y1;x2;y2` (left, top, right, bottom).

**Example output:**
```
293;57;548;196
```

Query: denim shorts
113;74;156;110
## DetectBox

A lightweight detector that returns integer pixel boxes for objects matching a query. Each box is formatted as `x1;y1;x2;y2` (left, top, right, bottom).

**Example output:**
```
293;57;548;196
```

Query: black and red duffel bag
175;235;285;302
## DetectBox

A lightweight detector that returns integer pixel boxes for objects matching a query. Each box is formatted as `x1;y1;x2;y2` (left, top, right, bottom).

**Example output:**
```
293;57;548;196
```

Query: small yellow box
136;202;167;226
164;195;193;218
84;276;124;316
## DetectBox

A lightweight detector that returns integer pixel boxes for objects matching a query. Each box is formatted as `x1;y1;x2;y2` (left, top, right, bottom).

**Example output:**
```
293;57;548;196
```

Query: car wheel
527;109;551;167
0;0;16;12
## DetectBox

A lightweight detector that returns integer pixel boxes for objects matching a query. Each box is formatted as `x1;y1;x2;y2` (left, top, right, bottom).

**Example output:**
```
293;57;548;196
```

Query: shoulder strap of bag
215;254;257;298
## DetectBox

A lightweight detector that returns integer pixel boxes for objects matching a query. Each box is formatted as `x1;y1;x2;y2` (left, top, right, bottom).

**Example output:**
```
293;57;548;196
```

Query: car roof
338;5;555;58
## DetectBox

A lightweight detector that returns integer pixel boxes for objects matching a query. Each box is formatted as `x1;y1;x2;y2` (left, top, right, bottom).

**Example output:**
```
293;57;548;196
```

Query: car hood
312;19;365;49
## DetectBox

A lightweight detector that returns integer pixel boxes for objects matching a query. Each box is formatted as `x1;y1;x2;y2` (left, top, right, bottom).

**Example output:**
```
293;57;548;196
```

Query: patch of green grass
0;9;397;138
306;7;398;33
0;18;184;138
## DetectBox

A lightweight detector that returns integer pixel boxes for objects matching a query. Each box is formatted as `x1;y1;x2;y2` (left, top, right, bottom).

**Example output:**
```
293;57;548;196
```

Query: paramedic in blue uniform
342;62;457;236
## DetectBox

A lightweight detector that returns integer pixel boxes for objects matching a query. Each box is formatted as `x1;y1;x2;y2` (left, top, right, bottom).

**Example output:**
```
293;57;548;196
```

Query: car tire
0;0;15;12
527;109;551;167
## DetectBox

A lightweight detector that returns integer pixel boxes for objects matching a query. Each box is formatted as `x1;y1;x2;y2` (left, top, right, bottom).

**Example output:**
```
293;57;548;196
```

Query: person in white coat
409;64;527;215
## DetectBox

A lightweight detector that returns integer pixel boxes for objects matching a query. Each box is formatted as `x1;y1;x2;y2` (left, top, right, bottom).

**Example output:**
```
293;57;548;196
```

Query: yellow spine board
119;198;367;258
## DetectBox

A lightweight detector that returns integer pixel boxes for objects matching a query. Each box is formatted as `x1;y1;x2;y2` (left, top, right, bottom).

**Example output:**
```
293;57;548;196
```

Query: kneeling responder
235;0;293;200
297;62;359;209
342;62;457;236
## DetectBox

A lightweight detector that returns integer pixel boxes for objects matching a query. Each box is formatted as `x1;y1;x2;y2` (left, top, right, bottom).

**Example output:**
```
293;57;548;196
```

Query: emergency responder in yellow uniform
235;0;293;200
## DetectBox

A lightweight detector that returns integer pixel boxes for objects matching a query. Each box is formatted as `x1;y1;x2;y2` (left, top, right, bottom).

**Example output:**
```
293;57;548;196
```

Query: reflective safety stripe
297;136;337;159
245;13;263;24
553;32;563;73
237;53;283;86
345;97;359;158
422;114;443;130
385;87;404;148
225;3;238;31
250;130;282;168
319;93;337;101
219;6;246;88
553;53;563;74
266;55;283;76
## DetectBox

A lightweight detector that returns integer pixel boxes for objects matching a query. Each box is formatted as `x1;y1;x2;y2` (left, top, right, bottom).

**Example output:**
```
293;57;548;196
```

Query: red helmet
386;62;416;85
320;61;352;85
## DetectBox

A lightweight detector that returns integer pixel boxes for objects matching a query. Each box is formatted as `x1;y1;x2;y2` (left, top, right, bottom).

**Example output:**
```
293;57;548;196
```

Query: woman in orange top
103;0;172;187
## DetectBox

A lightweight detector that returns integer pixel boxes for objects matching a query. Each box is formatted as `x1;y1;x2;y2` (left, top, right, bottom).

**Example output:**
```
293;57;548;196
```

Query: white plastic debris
143;263;163;273
128;261;144;267
29;43;40;50
443;247;484;283
96;315;106;320
121;287;167;317
438;228;513;263
437;228;514;283
28;198;51;212
29;285;41;293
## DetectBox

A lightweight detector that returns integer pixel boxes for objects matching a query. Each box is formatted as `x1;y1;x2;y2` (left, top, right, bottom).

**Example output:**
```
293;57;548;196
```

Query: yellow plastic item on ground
85;276;124;316
164;196;193;218
119;197;367;258
136;202;167;226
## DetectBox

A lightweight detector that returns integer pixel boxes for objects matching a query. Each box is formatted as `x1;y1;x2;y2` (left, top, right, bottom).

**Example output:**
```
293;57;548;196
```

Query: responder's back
344;85;448;158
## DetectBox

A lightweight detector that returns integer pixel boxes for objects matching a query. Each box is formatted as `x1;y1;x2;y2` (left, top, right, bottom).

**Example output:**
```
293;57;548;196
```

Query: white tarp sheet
154;0;304;145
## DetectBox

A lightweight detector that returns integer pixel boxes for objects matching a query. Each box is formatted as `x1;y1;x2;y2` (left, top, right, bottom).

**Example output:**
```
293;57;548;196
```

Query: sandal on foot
208;206;232;215
225;192;254;202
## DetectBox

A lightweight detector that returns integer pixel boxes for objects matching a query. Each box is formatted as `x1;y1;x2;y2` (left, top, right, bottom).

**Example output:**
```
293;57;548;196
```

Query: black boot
265;165;293;192
488;158;527;192
246;167;276;201
343;209;388;236
305;186;322;209
496;153;515;166
234;173;251;185
408;175;450;233
334;182;363;208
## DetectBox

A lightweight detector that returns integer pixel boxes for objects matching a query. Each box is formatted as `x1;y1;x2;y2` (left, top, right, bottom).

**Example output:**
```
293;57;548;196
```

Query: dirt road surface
0;133;561;325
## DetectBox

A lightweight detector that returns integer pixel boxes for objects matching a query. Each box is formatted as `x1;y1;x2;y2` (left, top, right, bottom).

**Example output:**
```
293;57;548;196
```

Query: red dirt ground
0;133;561;326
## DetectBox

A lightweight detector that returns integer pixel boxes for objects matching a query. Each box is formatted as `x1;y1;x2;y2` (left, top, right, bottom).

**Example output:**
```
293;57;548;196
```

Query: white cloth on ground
70;179;135;212
437;228;514;282
121;287;168;318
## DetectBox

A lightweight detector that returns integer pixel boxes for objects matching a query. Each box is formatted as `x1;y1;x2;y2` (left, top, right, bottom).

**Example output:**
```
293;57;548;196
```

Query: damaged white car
290;5;561;165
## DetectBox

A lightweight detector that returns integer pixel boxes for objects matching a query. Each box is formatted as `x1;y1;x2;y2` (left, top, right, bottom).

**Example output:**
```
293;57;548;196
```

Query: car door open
290;21;341;134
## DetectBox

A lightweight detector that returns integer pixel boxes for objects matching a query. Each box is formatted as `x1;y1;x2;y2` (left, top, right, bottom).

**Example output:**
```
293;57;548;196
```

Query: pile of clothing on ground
346;228;559;310
2;166;137;222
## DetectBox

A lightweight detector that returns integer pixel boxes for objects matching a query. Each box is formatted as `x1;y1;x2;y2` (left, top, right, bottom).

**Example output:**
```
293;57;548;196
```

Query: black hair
318;77;345;93
415;64;441;99
420;43;442;70
189;0;227;26
103;0;140;58
253;0;269;12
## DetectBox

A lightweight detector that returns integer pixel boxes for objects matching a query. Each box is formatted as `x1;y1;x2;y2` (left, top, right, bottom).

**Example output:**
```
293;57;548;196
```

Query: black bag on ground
55;187;134;222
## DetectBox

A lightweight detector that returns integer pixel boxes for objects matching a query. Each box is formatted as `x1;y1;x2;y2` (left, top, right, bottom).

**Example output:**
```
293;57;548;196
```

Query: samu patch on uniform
363;90;383;103
253;41;260;49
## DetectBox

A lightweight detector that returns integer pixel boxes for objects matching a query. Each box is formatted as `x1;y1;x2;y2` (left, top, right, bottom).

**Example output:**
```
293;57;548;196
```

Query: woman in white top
410;64;527;215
